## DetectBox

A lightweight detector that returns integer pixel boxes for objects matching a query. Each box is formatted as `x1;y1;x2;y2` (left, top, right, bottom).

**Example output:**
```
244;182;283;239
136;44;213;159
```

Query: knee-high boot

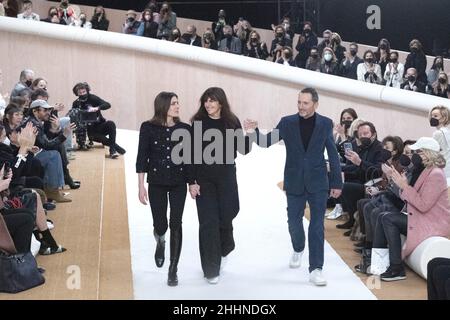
154;230;166;268
167;228;182;286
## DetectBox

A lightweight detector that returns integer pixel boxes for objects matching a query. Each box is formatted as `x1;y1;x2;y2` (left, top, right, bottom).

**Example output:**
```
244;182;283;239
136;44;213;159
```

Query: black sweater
136;121;191;185
186;116;251;184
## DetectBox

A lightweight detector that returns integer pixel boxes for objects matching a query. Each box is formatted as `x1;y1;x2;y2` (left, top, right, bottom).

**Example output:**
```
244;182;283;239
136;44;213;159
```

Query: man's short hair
31;88;49;101
300;87;319;103
357;121;377;135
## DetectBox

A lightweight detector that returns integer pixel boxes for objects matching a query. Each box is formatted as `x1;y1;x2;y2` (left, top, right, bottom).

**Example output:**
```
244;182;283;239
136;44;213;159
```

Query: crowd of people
1;0;450;299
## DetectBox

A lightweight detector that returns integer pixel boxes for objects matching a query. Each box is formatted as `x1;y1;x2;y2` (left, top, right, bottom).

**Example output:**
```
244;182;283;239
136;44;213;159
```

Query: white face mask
324;53;332;61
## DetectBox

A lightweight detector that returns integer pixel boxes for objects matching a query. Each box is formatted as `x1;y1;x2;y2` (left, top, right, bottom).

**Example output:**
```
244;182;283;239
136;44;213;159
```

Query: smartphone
3;162;10;179
343;142;353;153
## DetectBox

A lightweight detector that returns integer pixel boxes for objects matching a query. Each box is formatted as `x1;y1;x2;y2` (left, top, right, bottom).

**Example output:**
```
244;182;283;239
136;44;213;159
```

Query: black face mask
380;149;393;162
350;49;357;56
411;47;418;53
341;120;352;129
127;17;135;23
276;33;283;38
399;154;411;167
430;118;440;127
379;44;387;50
360;137;372;148
304;29;311;35
436;62;443;69
411;153;423;168
25;80;32;87
224;33;232;39
251;38;258;43
79;94;88;101
390;58;398;63
80;18;86;23
365;58;374;64
311;53;319;59
408;75;416;82
439;78;447;84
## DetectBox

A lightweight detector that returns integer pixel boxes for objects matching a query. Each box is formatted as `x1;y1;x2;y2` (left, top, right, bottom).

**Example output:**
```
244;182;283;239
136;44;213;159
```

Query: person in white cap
373;137;450;281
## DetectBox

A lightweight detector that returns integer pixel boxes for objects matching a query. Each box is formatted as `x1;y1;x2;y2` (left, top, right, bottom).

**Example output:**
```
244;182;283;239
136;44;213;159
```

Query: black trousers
2;210;35;253
196;167;240;278
341;182;365;224
148;184;187;236
88;120;117;147
427;258;450;300
373;212;407;266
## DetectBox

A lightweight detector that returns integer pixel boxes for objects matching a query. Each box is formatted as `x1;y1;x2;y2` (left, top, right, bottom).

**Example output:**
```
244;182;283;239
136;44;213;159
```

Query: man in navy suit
245;87;343;286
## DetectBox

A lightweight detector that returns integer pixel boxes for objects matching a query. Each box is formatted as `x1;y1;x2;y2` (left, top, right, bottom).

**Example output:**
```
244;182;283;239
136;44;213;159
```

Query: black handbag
0;251;45;293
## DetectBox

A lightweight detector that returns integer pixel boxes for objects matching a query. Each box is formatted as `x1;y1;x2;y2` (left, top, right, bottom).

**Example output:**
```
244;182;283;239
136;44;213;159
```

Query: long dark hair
191;87;239;129
149;91;179;126
340;108;358;124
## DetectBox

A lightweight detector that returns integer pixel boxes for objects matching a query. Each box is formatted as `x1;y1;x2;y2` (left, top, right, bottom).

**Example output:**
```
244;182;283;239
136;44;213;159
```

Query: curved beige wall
1;14;448;140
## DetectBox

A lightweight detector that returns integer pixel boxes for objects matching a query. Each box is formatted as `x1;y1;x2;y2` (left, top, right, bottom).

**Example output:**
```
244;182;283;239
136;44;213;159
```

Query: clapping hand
381;163;394;178
391;169;408;190
17;122;37;151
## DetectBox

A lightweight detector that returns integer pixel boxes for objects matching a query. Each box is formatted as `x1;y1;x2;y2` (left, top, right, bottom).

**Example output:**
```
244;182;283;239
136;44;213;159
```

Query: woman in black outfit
187;87;251;284
136;92;190;287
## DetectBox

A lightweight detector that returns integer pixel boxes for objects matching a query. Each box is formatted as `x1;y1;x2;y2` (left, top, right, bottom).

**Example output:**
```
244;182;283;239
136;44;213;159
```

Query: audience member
430;105;450;182
212;9;227;42
357;50;382;84
427;56;445;88
320;47;339;76
137;8;158;38
122;10;140;35
305;47;321;72
90;5;109;31
404;39;427;84
295;21;318;69
270;25;292;62
401;68;426;93
17;0;39;21
10;69;34;99
202;29;217;50
244;30;268;60
341;42;363;80
218;25;242;55
384;51;404;88
182;25;202;47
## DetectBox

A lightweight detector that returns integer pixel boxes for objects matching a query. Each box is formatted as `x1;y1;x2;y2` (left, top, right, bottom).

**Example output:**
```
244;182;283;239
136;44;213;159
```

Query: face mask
284;52;292;59
79;94;88;101
80;17;86;23
324;53;332;62
25;80;32;87
439;78;447;84
430;118;440;127
127;17;135;23
276;33;283;38
399;154;411;167
379;44;387;50
304;28;311;34
341;120;352;129
365;57;374;64
251;38;257;42
411;47;418;53
311;53;319;59
390;57;398;63
360;137;371;147
381;149;393;162
350;49;357;56
224;33;232;39
436;62;443;69
411;153;423;167
408;75;416;82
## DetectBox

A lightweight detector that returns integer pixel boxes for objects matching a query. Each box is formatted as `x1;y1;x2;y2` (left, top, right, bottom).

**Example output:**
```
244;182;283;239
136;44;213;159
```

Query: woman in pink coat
378;137;450;281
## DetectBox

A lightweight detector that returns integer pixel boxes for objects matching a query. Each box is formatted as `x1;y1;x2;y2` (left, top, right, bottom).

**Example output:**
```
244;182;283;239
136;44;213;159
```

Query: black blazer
136;121;191;185
342;139;384;183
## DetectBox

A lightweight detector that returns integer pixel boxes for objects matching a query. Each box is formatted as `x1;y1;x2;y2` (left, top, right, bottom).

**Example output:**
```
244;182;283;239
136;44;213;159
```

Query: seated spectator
90;5;109;31
212;9;227;42
427;258;450;300
270;25;292;62
144;1;160;24
218;25;242;55
276;47;295;66
305;47;321;72
41;6;65;25
430;105;450;182
244;30;268;60
31;78;47;91
341;42;363;80
357;50;382;84
430;72;450;98
10;69;34;99
330;33;346;65
427;56;445;88
169;28;186;44
295;21;318;69
234;19;252;51
334;108;359;161
320;47;340;76
404;39;427;84
401;68;426;93
1;212;34;254
17;0;39;21
336;122;384;231
58;0;72;25
69;12;92;29
157;2;176;40
270;16;294;41
376;138;450;281
137;8;158;38
202;29;217;50
384;51;404;88
1;0;19;17
317;29;332;56
122;10;140;35
375;38;391;82
182;25;202;47
403;140;416;159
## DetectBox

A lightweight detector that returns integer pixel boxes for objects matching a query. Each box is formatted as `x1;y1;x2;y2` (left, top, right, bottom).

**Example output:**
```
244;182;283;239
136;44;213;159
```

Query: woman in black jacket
90;6;109;31
187;87;251;284
404;39;427;84
136;92;190;287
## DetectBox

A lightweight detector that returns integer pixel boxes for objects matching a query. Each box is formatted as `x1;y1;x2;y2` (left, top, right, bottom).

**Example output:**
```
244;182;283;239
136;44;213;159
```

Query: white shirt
433;128;450;183
384;62;405;88
17;13;40;21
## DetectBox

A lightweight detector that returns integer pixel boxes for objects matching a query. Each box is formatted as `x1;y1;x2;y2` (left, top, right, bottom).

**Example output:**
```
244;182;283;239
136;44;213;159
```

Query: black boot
154;230;166;268
355;248;372;274
115;143;126;155
64;167;81;189
167;228;182;286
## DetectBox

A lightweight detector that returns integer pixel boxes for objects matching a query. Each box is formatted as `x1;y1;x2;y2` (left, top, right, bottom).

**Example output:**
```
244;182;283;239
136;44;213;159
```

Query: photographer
71;82;125;159
212;9;227;42
90;5;109;31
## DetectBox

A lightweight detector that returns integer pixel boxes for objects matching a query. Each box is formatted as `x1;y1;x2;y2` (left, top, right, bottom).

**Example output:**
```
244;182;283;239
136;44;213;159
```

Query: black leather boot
154;230;166;268
167;228;182;286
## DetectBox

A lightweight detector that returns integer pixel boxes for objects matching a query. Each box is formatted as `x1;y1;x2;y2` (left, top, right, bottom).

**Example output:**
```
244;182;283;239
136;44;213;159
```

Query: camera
67;108;99;150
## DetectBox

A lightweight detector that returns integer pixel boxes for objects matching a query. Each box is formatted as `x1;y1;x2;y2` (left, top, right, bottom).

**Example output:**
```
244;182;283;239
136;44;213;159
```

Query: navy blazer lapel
289;115;305;153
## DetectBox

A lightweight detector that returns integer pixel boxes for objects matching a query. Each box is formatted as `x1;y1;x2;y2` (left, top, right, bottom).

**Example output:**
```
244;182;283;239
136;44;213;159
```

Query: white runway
117;129;376;300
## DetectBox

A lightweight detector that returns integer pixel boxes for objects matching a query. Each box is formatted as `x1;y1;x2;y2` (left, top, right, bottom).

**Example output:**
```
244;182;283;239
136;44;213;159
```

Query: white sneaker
309;269;327;286
289;251;303;268
47;220;54;230
326;204;343;220
206;276;220;285
220;256;227;272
